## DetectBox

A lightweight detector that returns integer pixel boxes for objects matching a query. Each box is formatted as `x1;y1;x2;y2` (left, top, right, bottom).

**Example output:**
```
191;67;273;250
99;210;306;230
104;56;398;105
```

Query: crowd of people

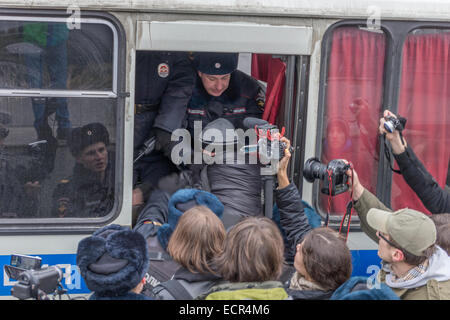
4;50;448;300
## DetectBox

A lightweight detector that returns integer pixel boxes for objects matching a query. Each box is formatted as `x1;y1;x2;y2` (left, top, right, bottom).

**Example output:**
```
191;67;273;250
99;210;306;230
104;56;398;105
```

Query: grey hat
199;118;238;147
193;52;238;75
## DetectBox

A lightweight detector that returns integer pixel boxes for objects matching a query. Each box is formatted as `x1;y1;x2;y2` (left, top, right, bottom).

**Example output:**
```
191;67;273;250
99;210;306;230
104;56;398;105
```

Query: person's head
215;216;284;283
326;118;349;150
76;224;149;297
69;123;109;173
435;223;450;255
193;52;238;97
367;208;437;266
167;205;226;274
157;188;224;250
294;227;352;291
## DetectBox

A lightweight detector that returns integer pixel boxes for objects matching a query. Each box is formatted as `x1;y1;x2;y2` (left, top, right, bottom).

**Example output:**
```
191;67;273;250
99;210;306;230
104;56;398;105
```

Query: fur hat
157;188;224;249
69;122;110;157
76;224;149;297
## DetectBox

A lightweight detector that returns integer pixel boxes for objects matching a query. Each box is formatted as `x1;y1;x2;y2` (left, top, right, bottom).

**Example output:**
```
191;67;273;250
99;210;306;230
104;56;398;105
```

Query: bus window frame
316;19;450;228
0;9;127;234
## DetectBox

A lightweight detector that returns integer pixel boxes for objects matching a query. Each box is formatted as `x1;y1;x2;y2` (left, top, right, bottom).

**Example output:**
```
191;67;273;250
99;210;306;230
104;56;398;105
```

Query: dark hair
436;223;450;255
214;217;284;282
430;213;450;228
301;227;352;291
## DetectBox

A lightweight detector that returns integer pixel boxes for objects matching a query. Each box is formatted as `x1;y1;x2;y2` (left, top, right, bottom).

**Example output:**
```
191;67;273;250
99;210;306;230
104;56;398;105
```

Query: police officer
185;52;265;137
52;122;115;218
133;51;196;205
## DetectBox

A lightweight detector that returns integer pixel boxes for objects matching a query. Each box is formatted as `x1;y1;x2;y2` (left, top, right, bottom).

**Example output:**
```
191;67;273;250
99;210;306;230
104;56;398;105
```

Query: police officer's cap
193;52;238;75
69;122;110;157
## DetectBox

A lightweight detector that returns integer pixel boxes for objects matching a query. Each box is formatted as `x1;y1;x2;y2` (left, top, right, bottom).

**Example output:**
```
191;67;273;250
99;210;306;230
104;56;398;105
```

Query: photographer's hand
342;161;364;201
379;110;407;154
277;137;291;189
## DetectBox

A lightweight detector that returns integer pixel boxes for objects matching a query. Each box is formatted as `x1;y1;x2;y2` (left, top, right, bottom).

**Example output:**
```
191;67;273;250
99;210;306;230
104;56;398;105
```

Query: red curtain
321;27;386;215
393;32;450;214
251;54;286;124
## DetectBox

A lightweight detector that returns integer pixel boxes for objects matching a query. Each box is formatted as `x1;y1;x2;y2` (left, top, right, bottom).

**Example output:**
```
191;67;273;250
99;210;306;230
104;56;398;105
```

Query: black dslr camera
4;254;64;300
303;157;351;196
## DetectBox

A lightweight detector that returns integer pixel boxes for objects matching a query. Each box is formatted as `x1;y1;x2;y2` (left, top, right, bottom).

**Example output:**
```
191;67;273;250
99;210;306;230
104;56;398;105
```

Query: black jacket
394;145;450;213
52;153;115;218
185;69;264;136
275;183;312;264
152;267;223;300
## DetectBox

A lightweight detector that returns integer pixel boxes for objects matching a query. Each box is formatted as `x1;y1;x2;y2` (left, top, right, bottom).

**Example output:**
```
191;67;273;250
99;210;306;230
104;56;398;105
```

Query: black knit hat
69;122;109;156
193;52;238;75
76;224;149;297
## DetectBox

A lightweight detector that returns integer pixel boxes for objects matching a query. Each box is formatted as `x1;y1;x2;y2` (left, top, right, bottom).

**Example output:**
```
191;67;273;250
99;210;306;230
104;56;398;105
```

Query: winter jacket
198;281;289;300
275;183;312;264
52;153;115;218
152;267;223;300
393;145;450;214
285;272;333;300
185;69;264;137
354;189;450;300
331;276;400;300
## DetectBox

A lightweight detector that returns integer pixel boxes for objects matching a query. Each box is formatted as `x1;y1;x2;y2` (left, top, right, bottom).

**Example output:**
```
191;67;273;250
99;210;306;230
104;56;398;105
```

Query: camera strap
383;135;403;174
383;116;407;175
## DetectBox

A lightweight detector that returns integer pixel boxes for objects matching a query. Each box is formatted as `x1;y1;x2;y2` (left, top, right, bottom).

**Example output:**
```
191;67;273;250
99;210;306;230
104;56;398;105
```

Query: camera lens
384;120;395;133
303;157;327;182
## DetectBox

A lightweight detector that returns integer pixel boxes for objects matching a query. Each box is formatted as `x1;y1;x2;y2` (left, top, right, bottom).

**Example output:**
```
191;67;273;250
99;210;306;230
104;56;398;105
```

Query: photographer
380;110;449;213
345;166;450;300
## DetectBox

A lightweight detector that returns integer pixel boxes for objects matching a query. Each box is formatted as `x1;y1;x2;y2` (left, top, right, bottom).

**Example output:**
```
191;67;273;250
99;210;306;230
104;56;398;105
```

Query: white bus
0;0;449;298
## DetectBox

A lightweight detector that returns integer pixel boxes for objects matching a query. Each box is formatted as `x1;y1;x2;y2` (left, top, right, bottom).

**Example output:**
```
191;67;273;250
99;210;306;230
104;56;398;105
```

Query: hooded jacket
379;246;450;300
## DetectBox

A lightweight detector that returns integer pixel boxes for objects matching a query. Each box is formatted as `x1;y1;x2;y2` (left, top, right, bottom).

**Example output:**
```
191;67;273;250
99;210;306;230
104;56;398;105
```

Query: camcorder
4;254;65;300
242;117;293;163
303;157;351;196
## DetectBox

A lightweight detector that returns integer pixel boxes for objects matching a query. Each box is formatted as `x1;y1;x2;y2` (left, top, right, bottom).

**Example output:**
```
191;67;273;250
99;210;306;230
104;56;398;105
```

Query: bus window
0;20;114;91
0;14;122;225
0;96;116;219
392;28;450;213
319;26;386;217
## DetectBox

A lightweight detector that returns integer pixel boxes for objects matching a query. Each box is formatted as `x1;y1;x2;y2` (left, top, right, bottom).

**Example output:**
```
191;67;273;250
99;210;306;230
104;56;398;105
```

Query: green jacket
354;189;450;300
197;281;289;300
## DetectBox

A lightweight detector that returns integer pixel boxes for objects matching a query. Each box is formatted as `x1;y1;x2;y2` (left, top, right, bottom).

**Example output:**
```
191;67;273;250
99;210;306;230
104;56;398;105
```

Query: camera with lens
4;254;64;300
303;157;351;196
383;116;403;133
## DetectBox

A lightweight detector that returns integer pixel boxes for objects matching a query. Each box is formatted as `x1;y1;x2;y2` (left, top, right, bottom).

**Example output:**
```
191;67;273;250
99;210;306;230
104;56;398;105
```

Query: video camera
242;117;293;163
4;254;65;300
303;157;350;196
